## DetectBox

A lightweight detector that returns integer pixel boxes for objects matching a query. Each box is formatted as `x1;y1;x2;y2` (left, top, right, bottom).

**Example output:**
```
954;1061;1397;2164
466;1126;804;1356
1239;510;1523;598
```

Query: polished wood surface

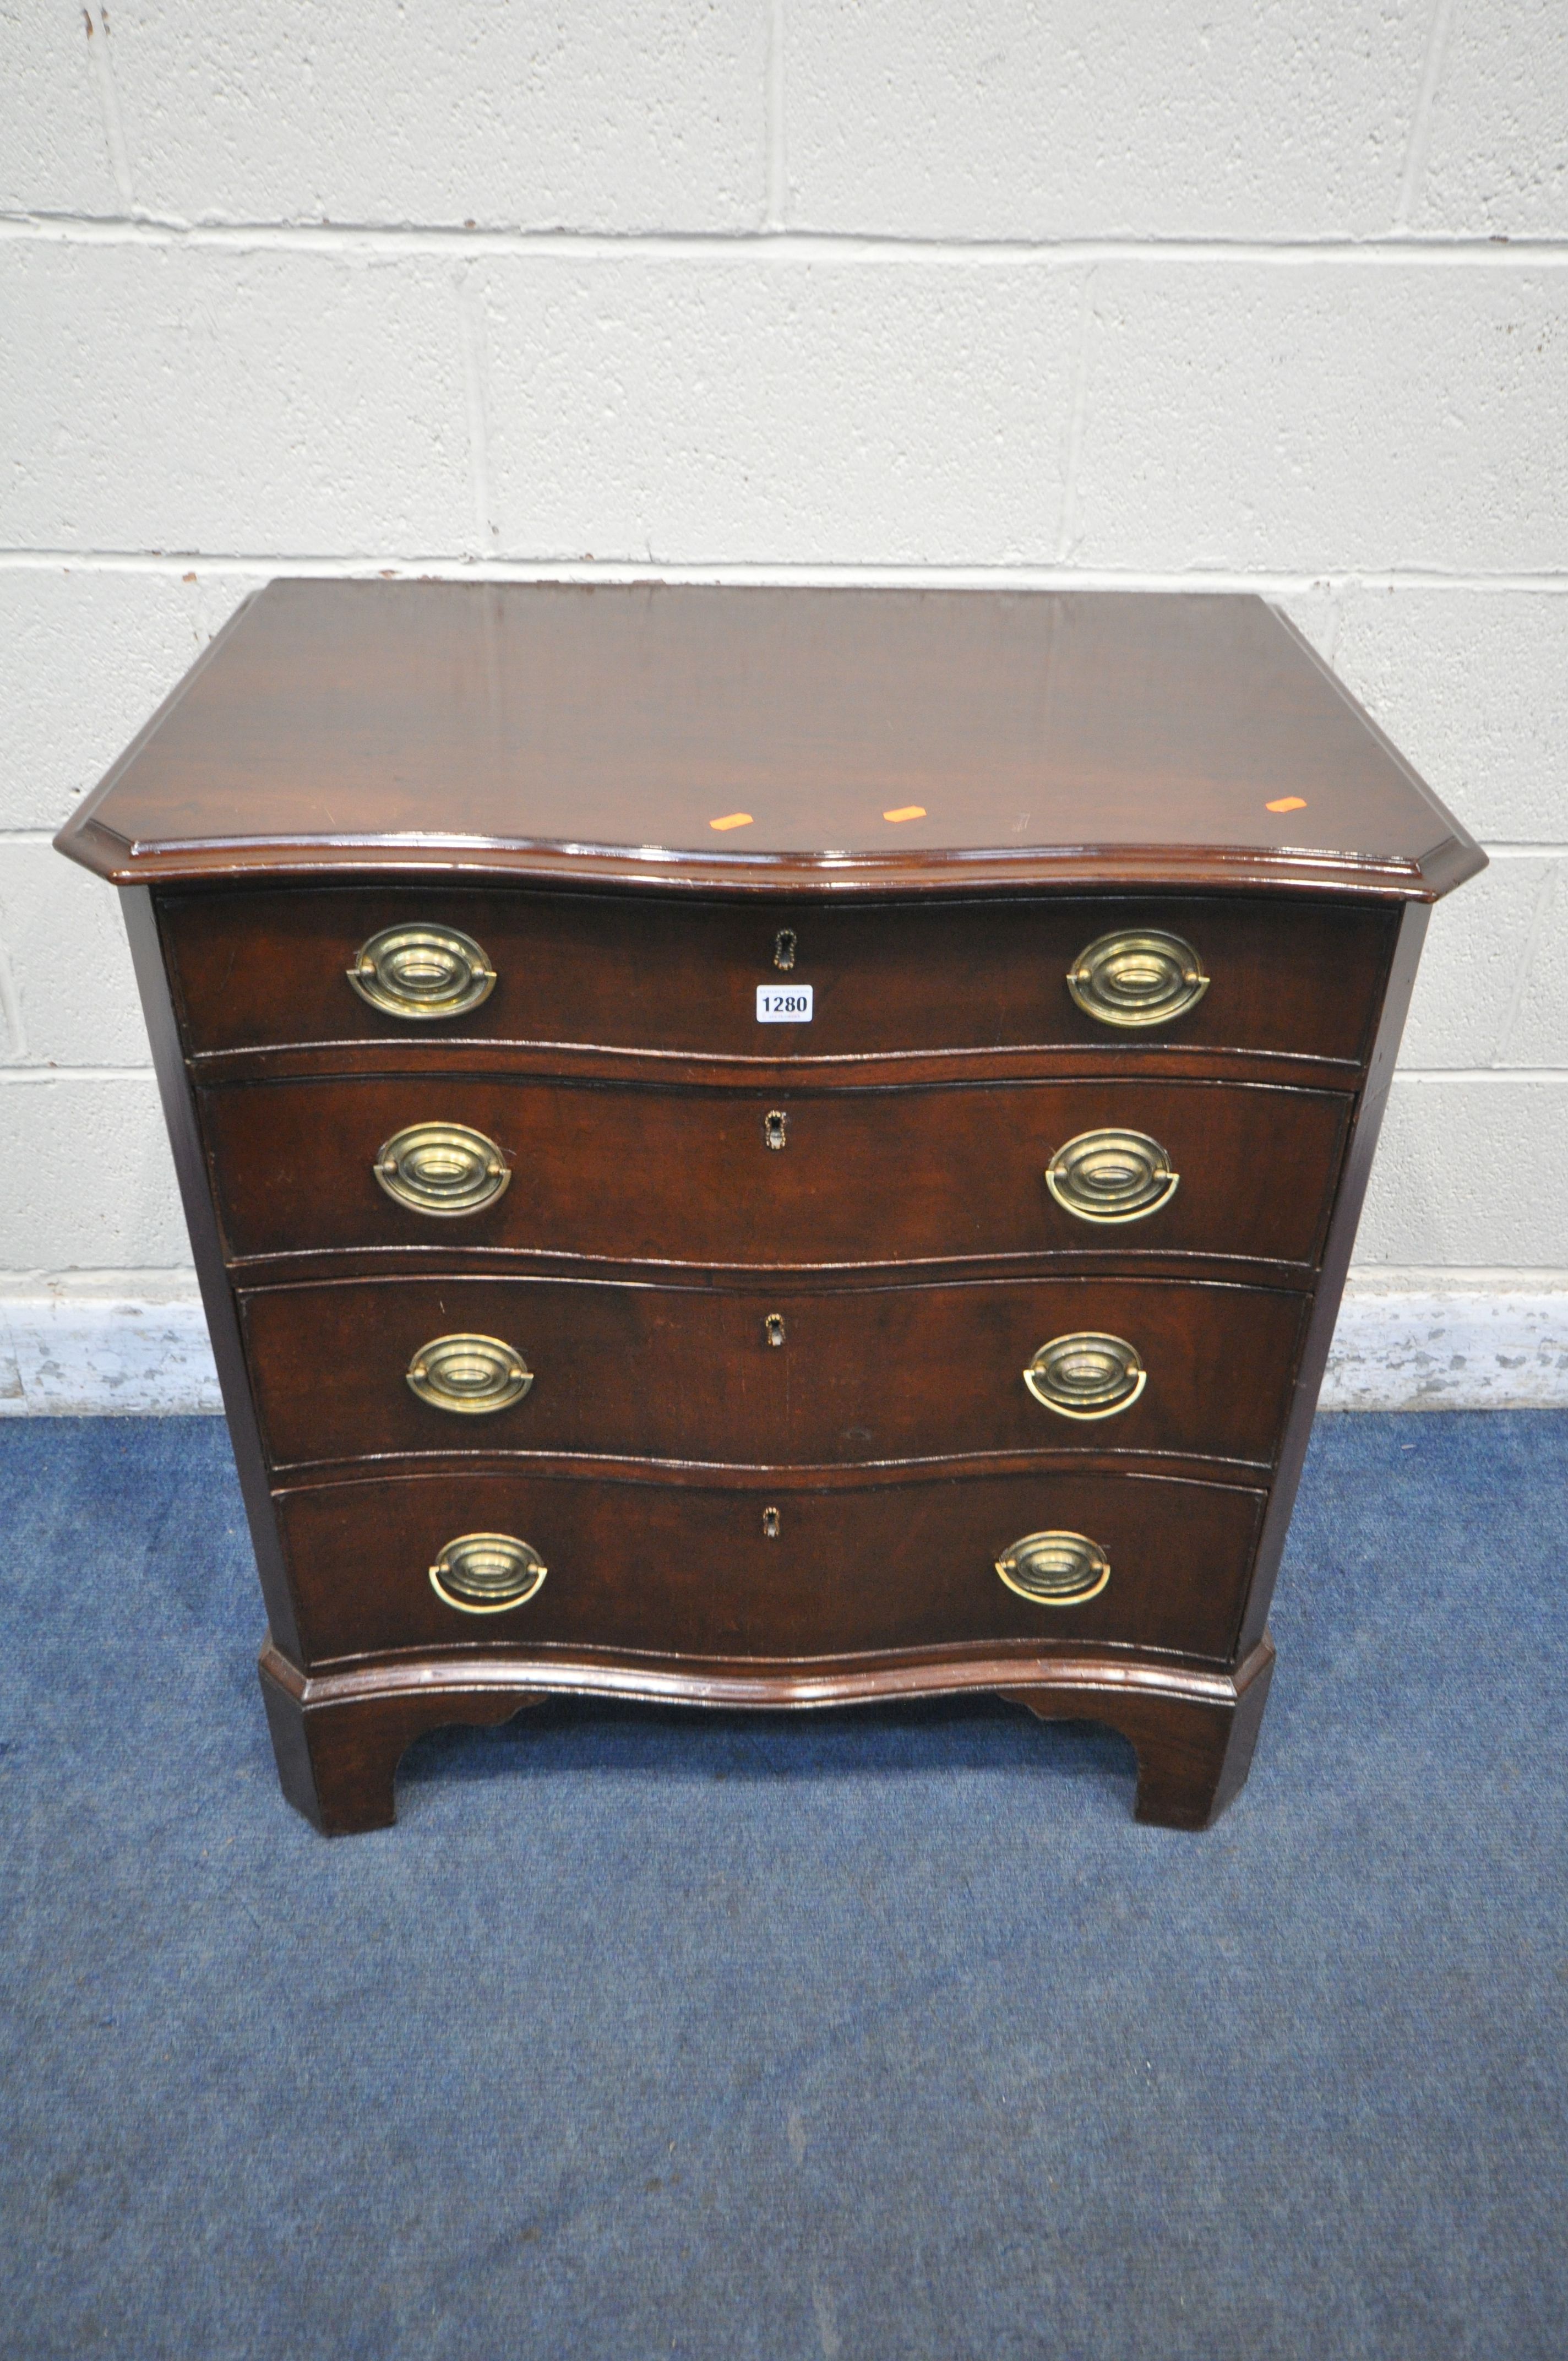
259;1633;1276;1836
1003;1631;1276;1831
273;1463;1266;1667
200;1073;1351;1274
1234;897;1433;1662
241;1272;1306;1476
58;583;1485;1832
162;883;1393;1071
58;584;1482;900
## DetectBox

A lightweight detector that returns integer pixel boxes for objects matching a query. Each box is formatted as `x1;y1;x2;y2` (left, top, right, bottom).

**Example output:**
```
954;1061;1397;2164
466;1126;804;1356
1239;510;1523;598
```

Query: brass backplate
429;1532;547;1614
995;1530;1111;1606
407;1333;533;1415
374;1122;511;1217
1045;1128;1179;1225
1024;1332;1146;1420
348;922;497;1021
1066;928;1208;1029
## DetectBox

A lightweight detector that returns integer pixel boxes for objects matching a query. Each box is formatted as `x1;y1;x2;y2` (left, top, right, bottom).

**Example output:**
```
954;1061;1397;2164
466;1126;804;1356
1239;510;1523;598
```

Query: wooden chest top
57;581;1480;904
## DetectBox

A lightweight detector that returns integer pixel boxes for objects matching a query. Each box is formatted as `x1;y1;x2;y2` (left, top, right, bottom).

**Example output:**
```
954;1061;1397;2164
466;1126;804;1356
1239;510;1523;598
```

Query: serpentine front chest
57;583;1483;1832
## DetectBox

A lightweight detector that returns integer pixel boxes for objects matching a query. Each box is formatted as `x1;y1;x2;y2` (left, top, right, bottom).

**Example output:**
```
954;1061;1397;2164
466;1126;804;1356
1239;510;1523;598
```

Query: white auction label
756;984;814;1022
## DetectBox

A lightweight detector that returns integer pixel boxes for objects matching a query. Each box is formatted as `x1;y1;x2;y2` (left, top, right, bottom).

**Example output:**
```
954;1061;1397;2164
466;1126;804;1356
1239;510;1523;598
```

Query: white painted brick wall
1070;265;1566;573
784;2;1434;239
68;2;771;232
1;0;1565;1410
3;243;472;552
476;257;1080;562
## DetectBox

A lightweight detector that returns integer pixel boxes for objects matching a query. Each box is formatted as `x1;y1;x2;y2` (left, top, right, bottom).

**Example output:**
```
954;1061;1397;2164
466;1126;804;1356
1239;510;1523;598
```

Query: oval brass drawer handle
408;1333;533;1416
375;1122;511;1217
430;1531;547;1614
1024;1332;1146;1420
1046;1128;1179;1225
996;1530;1110;1607
1068;928;1208;1029
348;923;497;1021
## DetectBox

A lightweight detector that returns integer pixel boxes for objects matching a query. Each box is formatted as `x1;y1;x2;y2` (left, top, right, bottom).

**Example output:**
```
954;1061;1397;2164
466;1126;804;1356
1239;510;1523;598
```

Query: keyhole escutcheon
764;1313;787;1348
764;1108;790;1151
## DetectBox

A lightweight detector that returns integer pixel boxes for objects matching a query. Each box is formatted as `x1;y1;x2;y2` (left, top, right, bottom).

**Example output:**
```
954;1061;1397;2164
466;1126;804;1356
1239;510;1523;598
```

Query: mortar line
1494;865;1561;1065
1321;579;1347;670
4;552;1567;592
1054;268;1096;563
765;0;787;231
1343;1267;1568;1287
456;265;496;556
81;9;134;211
1387;1068;1566;1084
0;939;26;1061
0;1066;158;1083
4;216;1568;265
1396;0;1458;230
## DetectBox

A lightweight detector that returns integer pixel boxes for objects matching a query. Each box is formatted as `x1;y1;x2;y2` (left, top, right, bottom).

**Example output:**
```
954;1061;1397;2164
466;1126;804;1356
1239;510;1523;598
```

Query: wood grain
241;1270;1308;1477
200;1072;1353;1274
273;1461;1267;1668
57;584;1483;901
161;883;1393;1070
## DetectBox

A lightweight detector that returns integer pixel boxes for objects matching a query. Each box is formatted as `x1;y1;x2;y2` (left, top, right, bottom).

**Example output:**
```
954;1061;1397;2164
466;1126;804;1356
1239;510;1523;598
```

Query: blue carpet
2;1413;1565;2360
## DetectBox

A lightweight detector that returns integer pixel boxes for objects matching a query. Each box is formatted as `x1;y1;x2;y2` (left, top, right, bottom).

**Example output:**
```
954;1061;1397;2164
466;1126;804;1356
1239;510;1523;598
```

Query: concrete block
1400;856;1565;1070
1415;0;1568;236
0;567;259;831
478;258;1079;564
0;1;123;214
785;0;1427;238
1354;1078;1568;1267
0;842;149;1067
101;0;768;231
1072;265;1568;574
1;243;471;554
0;1076;187;1266
1329;588;1568;845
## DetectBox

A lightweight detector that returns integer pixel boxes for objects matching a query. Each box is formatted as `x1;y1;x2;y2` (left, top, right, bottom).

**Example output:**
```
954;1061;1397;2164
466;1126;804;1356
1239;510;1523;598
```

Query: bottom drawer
275;1468;1266;1669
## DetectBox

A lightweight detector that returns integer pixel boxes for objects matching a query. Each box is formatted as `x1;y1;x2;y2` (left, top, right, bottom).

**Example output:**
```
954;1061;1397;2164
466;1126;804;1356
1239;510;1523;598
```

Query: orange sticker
883;806;927;823
709;812;754;831
1266;797;1308;814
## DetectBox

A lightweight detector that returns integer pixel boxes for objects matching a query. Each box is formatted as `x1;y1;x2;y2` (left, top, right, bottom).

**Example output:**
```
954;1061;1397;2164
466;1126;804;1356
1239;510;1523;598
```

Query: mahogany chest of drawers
57;583;1483;1833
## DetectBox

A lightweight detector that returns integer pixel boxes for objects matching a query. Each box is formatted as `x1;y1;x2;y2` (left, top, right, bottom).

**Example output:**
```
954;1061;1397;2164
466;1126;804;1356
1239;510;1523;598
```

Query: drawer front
204;1076;1350;1272
276;1467;1266;1667
164;886;1392;1069
243;1275;1307;1473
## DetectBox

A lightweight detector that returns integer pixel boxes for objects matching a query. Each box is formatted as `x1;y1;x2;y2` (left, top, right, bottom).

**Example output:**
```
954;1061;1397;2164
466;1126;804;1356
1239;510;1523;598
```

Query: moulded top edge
54;814;1482;904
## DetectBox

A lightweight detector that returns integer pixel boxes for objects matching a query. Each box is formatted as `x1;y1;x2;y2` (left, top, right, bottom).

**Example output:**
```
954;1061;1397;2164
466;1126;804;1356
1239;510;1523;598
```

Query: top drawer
161;887;1394;1071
